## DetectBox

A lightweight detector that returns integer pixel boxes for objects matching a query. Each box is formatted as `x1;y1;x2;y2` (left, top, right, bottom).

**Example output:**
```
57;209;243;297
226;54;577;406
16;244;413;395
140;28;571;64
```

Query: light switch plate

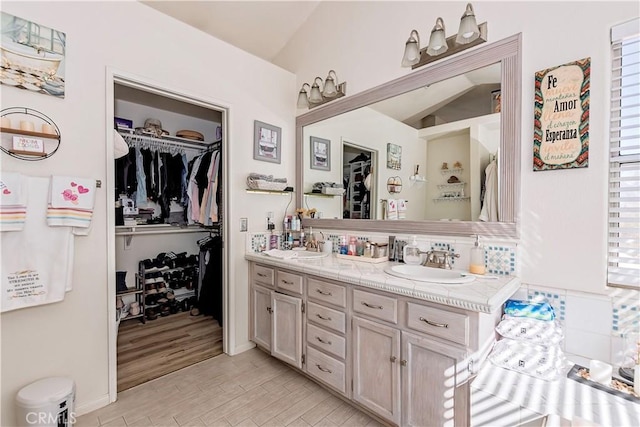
240;217;248;232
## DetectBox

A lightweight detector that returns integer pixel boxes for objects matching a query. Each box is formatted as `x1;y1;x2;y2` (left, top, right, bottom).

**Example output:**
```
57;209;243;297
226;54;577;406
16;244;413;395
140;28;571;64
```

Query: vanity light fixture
401;2;487;70
296;70;347;109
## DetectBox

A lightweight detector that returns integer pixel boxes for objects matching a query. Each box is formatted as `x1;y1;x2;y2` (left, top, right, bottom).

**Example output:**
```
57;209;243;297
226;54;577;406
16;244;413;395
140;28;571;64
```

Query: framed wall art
386;143;402;170
533;57;590;171
253;120;281;163
0;12;66;98
310;136;330;170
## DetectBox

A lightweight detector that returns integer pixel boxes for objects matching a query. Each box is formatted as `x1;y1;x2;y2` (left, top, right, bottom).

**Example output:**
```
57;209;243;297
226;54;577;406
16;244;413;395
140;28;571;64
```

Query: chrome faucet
422;250;459;269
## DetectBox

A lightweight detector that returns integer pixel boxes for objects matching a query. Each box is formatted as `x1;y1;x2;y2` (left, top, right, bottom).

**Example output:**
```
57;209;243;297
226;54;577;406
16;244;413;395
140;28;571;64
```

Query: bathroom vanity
246;253;520;426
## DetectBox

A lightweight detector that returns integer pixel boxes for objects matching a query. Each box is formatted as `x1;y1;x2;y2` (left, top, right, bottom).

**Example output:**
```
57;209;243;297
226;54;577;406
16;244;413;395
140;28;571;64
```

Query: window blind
608;18;640;289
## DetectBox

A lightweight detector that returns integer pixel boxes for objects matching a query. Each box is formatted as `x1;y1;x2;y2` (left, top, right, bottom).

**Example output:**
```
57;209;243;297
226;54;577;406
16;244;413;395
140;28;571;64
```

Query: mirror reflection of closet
342;141;375;219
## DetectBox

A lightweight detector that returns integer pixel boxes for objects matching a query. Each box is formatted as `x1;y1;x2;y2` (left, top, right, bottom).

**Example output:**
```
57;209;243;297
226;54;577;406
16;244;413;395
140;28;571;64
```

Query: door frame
341;138;378;219
105;68;231;402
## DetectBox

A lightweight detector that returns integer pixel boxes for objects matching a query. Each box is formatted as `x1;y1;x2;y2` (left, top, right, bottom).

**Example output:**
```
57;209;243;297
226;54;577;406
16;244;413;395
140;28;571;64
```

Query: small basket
247;177;287;191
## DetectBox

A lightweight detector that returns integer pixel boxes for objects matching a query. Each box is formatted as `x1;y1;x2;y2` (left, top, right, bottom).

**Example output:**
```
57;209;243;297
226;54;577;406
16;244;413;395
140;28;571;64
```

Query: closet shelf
115;224;212;236
116;288;143;296
118;129;220;151
304;192;341;198
437;182;465;189
441;168;463;175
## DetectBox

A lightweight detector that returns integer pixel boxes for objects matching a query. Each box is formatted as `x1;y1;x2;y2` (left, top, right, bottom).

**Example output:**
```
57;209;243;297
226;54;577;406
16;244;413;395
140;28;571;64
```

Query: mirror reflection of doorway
342;141;376;219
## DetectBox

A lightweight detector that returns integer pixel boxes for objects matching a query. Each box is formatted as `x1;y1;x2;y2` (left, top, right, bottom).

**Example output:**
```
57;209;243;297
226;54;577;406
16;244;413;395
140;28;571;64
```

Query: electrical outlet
240;217;248;232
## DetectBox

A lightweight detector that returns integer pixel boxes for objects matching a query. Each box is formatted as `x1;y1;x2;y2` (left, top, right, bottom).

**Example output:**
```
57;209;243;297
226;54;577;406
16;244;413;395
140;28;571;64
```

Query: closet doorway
342;141;376;219
106;72;229;397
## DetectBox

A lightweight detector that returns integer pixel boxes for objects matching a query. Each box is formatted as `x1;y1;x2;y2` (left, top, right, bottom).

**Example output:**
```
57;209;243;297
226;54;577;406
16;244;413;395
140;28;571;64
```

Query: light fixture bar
308;81;347;109
411;22;487;70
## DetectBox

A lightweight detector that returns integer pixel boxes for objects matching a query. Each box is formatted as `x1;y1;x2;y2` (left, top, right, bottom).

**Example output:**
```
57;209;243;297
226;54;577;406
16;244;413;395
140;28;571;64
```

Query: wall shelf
1;107;61;161
440;168;463;175
246;189;293;195
304;192;341;198
432;197;470;202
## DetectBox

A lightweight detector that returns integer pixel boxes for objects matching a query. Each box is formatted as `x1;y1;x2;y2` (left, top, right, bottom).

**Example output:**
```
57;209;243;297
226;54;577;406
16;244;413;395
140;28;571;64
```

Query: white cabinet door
352;316;401;425
251;284;272;351
401;331;468;427
271;292;303;369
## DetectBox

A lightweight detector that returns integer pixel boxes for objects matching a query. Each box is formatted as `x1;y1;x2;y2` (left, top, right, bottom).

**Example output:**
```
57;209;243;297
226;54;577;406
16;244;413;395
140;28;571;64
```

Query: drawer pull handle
419;316;448;328
316;313;332;321
257;273;267;277
316;289;332;296
316;336;332;345
282;280;294;285
316;364;332;374
362;302;383;310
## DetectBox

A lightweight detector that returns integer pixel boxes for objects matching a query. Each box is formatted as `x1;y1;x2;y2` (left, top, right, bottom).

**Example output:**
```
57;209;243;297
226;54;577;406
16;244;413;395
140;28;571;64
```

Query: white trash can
16;377;76;426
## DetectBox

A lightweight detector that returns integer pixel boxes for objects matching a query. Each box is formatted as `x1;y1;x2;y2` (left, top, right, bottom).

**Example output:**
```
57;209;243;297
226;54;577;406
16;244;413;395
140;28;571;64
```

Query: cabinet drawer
252;265;274;288
307;323;346;359
308;278;346;308
307;302;346;334
406;302;469;346
306;346;346;395
352;289;398;324
276;270;303;295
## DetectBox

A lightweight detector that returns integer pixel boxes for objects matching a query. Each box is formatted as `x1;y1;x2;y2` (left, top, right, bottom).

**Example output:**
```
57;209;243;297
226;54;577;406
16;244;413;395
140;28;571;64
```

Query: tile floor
76;348;384;427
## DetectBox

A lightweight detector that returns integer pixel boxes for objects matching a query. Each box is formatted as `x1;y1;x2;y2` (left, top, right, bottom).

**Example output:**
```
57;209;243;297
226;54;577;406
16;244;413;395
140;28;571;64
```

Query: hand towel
397;199;407;220
0;172;28;231
47;176;96;229
385;199;398;220
2;177;74;312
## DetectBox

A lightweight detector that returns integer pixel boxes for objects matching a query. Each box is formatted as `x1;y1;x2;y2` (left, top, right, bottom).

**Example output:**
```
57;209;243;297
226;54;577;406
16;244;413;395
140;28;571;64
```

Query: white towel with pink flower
47;176;96;230
0;172;28;231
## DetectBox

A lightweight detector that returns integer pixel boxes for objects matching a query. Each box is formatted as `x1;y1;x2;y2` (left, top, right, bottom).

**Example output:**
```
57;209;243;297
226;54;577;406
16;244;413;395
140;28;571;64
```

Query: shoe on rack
190;307;201;316
160;305;171;317
145;308;158;321
129;302;141;316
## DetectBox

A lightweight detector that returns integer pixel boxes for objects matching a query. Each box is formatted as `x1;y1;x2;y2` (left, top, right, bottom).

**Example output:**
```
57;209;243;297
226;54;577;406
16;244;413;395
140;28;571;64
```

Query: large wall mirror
297;34;521;238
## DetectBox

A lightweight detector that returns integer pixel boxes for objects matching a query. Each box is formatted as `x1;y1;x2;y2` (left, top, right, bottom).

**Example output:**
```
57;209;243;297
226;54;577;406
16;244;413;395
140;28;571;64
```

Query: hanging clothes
479;159;499;222
198;235;223;325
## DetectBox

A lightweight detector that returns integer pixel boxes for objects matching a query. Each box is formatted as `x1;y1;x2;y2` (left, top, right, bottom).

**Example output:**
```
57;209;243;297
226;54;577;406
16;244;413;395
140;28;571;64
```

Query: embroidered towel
1;177;74;312
385;199;398;220
0;172;28;231
397;199;407;220
47;176;96;229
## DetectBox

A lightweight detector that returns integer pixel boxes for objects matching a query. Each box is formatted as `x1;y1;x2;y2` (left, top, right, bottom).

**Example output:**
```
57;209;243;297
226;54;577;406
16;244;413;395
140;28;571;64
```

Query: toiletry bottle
403;236;422;265
469;235;485;275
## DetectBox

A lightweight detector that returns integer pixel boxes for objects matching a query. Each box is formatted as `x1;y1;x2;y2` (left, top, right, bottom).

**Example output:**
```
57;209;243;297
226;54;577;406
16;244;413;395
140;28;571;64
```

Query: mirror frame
296;34;521;238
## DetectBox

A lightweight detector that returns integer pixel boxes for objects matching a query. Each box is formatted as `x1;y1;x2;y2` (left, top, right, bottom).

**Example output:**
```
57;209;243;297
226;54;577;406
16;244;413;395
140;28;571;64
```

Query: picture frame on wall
310;136;331;171
253;120;281;163
386;143;402;170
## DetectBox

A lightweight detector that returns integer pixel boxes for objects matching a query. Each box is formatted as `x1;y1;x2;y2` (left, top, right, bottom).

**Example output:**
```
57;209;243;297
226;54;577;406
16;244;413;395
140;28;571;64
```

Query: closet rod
115;227;210;237
119;131;221;151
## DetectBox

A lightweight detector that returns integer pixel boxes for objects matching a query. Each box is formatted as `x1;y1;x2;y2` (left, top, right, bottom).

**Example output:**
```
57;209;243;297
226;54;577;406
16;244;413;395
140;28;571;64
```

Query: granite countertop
245;252;520;313
471;359;640;426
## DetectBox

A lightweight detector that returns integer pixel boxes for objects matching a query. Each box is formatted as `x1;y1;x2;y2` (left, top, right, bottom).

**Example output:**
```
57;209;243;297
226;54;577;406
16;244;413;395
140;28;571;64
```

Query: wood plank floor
77;348;383;427
117;311;223;392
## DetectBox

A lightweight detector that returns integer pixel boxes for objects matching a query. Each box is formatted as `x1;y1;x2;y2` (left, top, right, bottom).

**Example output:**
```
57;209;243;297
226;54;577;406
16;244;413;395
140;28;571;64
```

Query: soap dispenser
403;236;422;265
469;235;485;275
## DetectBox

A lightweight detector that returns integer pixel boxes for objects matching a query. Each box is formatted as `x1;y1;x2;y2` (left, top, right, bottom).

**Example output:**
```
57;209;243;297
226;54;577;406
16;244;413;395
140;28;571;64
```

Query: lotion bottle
403;236;422;265
469;235;486;275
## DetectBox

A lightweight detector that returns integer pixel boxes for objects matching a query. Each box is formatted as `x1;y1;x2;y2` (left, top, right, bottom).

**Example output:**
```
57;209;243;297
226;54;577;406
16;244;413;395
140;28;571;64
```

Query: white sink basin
384;264;475;284
294;250;329;259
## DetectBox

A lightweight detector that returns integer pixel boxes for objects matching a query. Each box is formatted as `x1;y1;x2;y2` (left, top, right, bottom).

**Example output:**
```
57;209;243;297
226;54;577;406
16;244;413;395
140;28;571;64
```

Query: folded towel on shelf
263;249;298;259
47;176;96;230
0;172;28;231
397;199;407;220
385;199;398;220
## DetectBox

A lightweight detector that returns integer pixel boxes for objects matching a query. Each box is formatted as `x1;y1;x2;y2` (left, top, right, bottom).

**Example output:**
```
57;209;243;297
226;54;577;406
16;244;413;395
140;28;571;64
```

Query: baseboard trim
75;394;111;417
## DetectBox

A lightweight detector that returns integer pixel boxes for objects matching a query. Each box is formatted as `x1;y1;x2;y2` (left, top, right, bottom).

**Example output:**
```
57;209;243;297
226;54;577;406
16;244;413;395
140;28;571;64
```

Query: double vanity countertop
245;251;520;314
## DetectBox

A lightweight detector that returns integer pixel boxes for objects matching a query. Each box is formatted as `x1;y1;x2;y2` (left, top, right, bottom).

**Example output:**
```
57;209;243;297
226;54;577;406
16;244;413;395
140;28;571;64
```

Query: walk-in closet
112;80;225;392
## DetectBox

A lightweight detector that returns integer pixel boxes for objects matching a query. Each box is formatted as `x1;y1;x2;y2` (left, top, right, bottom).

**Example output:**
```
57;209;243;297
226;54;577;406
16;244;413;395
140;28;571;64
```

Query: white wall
275;0;639;295
0;1;296;425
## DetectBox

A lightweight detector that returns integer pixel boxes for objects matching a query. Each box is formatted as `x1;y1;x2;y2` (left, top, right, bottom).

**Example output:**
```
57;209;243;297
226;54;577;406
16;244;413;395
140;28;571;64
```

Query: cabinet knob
390;356;397;363
267;307;272;314
400;360;407;366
